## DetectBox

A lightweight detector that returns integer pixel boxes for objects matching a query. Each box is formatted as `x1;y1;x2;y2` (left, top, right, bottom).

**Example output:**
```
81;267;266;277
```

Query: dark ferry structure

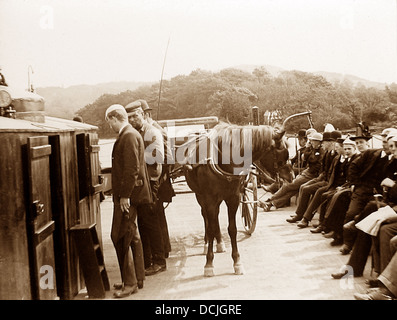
0;83;106;300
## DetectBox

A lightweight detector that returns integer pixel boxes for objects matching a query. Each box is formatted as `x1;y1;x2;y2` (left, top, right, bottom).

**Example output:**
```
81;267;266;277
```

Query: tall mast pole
157;36;170;120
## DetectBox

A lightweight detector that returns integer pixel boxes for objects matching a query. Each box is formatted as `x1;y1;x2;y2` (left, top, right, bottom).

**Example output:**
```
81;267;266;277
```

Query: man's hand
120;197;130;215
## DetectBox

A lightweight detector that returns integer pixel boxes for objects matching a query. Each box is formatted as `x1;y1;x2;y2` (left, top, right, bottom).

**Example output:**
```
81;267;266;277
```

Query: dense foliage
76;67;397;138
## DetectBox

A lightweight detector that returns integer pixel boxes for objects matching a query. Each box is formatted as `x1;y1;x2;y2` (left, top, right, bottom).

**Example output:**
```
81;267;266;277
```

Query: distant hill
312;71;388;90
36;81;153;119
36;65;390;120
233;64;389;90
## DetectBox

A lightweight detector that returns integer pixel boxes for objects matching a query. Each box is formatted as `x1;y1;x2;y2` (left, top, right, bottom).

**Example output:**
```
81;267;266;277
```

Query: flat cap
381;128;397;137
309;132;323;141
306;128;317;138
139;99;152;111
343;138;356;146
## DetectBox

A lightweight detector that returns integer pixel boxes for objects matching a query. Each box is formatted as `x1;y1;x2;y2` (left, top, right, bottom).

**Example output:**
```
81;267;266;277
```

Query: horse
180;121;291;277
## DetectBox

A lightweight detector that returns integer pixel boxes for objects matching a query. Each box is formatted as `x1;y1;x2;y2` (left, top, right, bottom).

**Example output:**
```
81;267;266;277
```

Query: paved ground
75;185;372;301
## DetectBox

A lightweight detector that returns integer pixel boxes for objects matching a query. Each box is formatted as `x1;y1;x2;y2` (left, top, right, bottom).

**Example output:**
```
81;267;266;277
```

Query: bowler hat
298;129;307;138
322;132;333;141
330;130;342;141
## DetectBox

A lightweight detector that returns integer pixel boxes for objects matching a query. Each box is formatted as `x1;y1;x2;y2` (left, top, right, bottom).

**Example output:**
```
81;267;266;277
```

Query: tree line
76;67;397;138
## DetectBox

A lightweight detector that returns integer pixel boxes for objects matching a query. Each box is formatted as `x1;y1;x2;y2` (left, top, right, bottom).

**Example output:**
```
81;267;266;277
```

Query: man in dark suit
105;104;152;298
339;131;391;254
312;138;360;238
331;131;397;279
292;130;341;226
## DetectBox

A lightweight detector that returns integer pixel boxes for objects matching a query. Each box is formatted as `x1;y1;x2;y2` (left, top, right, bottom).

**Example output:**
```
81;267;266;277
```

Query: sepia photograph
1;0;397;306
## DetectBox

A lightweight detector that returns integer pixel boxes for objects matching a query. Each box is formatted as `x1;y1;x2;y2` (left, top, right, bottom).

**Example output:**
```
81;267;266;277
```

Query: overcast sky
1;0;396;90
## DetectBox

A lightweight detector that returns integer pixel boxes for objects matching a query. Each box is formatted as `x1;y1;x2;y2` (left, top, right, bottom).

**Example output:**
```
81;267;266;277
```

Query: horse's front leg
204;234;215;277
203;204;222;277
226;197;244;275
202;209;209;255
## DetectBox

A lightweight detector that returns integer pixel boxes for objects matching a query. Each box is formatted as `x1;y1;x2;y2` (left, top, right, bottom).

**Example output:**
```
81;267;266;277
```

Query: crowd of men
104;100;174;298
262;123;397;300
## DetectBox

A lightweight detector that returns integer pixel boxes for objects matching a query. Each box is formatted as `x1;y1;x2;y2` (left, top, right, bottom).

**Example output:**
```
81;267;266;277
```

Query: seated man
309;138;359;235
339;130;392;255
263;132;324;211
295;133;344;228
354;233;397;300
288;130;341;224
355;250;397;300
290;129;310;177
331;133;397;280
317;133;371;252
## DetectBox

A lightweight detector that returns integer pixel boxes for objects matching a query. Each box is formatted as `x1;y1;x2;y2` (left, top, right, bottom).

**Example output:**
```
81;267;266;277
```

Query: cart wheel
240;172;258;235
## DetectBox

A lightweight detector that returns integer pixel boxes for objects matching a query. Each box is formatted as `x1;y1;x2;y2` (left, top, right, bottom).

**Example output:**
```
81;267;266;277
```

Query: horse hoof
204;267;215;277
203;244;208;255
234;264;244;275
216;241;226;253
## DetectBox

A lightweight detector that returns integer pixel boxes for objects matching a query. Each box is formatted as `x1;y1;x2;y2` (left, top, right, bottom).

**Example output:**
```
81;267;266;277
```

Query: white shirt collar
381;150;387;158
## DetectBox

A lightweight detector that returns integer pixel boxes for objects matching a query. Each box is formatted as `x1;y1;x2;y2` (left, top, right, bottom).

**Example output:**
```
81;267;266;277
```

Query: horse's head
255;127;294;183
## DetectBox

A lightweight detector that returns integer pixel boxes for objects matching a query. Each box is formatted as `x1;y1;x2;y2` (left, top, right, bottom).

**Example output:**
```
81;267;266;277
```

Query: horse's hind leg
198;195;224;255
203;216;225;254
226;197;244;275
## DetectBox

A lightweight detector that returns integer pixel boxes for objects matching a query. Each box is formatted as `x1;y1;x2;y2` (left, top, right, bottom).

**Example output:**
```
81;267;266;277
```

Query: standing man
132;99;175;258
125;100;167;276
105;104;151;298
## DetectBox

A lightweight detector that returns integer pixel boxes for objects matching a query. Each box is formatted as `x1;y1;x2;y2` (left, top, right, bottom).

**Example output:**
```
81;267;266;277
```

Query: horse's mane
181;121;285;165
210;121;275;154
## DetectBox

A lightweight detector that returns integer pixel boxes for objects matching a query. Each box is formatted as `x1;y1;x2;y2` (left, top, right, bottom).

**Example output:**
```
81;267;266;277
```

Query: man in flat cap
125;100;168;276
294;130;342;227
128;99;175;258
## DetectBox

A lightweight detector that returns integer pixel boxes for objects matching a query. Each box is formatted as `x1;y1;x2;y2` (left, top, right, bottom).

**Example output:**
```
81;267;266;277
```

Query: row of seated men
262;125;397;300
